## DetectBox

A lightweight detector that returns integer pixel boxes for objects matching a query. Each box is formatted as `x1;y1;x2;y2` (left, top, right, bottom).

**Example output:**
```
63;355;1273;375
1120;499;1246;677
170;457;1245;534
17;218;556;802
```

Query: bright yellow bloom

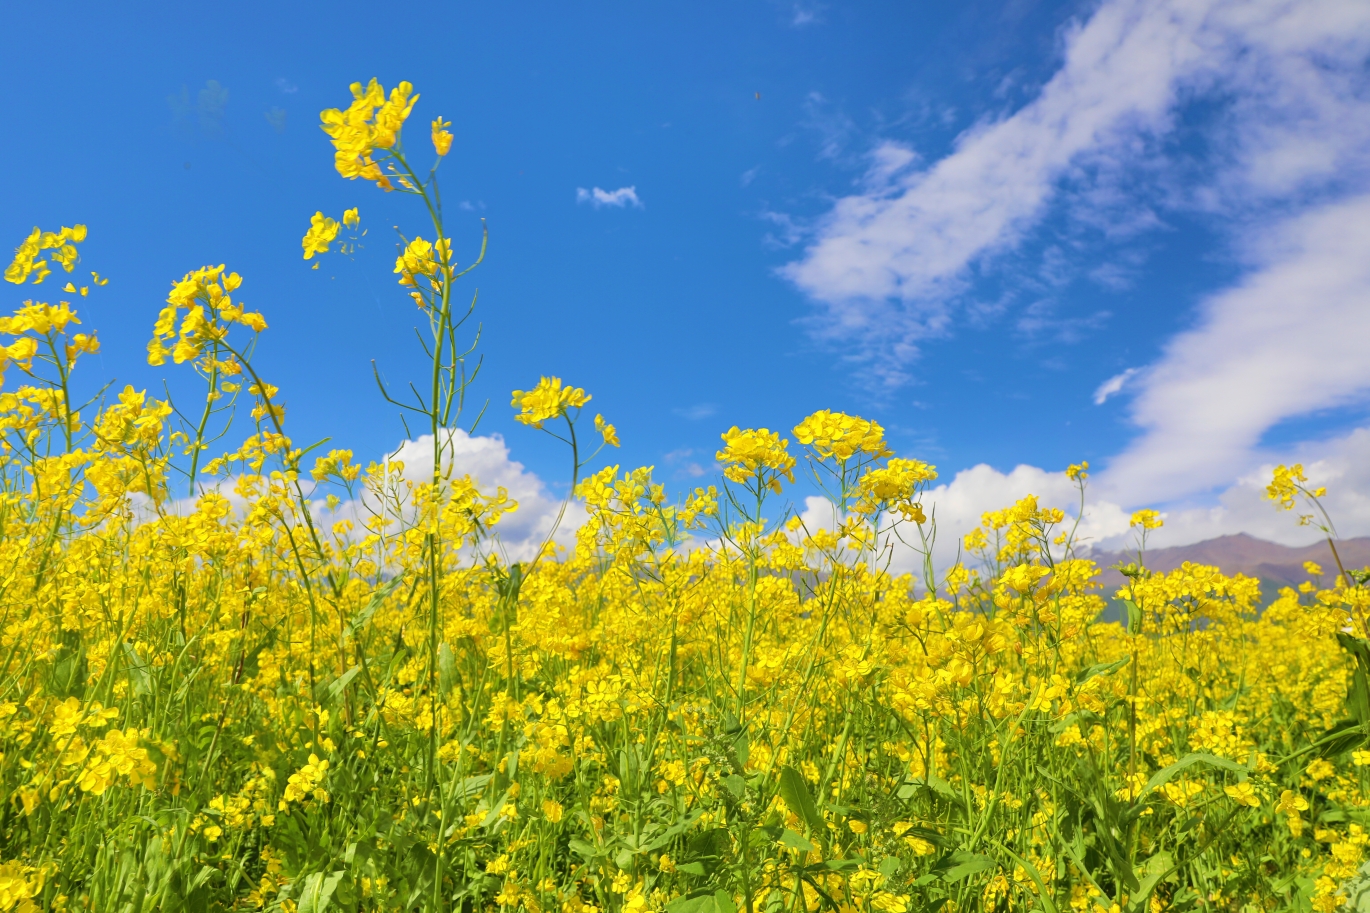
343;207;360;229
432;117;453;157
302;211;340;260
320;79;419;191
1267;463;1326;509
594;414;620;448
542;799;564;822
793;409;891;462
1223;780;1261;808
511;377;591;428
1066;460;1089;480
1129;509;1163;530
716;426;794;491
281;754;330;806
6;224;87;285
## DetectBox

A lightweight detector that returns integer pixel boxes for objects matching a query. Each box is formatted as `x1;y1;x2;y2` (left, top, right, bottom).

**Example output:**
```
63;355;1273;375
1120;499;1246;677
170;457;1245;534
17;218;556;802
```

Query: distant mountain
1084;533;1370;591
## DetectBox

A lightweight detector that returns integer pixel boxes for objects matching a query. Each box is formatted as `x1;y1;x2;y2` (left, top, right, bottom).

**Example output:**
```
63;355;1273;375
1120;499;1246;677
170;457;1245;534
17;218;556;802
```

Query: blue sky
4;0;1370;554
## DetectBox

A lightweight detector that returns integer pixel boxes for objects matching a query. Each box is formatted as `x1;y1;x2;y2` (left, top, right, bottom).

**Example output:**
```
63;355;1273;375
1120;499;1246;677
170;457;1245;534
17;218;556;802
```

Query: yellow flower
542;798;564;822
1223;781;1261;808
594;414;620;447
1306;758;1335;781
281;754;330;806
302;211;340;260
432;117;453;157
6;224;87;285
511;377;591;428
1129;509;1163;530
716;426;795;491
320;79;419;191
1066;461;1089;480
343;207;360;229
792;409;891;462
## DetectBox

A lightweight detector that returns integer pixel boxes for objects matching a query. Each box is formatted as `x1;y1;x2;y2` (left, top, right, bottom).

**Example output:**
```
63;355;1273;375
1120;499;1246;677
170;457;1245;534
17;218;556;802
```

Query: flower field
2;80;1370;913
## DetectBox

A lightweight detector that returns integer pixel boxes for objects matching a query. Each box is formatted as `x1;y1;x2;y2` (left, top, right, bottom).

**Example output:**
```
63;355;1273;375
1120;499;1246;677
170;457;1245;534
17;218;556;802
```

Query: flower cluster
511;376;591;428
716;426;795;490
4;224;86;285
320;79;418;190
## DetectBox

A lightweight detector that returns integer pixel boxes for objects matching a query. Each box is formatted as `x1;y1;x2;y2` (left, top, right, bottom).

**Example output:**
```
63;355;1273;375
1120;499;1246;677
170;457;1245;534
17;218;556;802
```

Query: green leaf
723;774;747;799
992;843;1058;913
438;642;459;696
297;871;345;913
345;576;404;641
1142;752;1248;797
121;642;152;697
325;666;360;705
1124;599;1143;635
939;851;995;882
1338;633;1370;725
902;775;965;808
779;830;816;853
777;767;826;839
1124;853;1173;913
1076;656;1130;685
676;862;708;877
665;888;717;910
568;839;602;860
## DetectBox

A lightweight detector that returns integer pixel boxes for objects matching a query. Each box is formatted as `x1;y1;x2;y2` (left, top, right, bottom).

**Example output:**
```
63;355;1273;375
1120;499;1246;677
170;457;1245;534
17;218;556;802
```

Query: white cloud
576;186;643;209
1101;193;1370;503
779;0;1370;386
320;430;583;563
1093;367;1140;404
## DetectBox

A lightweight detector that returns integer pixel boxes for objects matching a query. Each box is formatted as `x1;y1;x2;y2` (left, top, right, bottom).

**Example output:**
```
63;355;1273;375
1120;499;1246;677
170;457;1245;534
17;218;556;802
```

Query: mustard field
1;80;1368;913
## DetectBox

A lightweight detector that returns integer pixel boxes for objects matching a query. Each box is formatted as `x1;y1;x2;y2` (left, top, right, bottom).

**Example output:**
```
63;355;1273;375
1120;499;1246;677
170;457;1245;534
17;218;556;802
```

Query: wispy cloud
1093;367;1139;405
779;0;1370;391
672;404;717;421
576;186;643;209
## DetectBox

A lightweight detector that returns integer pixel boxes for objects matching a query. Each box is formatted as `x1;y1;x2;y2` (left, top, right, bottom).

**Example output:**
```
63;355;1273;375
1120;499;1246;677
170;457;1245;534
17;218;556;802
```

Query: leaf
777;767;826;839
568;839;602;860
296;871;345;913
122;642;152;696
723;774;747;799
345;576;404;641
939;851;995;882
712;889;737;913
437;642;458;696
1142;752;1249;797
902;775;965;808
665;895;715;913
992;843;1059;913
325;666;360;705
676;862;708;877
1124;599;1143;635
1076;656;1130;685
1313;719;1369;758
779;829;816;853
1338;633;1370;725
1124;853;1174;913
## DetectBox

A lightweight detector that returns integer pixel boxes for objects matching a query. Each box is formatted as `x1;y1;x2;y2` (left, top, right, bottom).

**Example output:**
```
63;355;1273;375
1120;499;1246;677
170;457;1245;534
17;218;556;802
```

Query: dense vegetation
1;79;1367;913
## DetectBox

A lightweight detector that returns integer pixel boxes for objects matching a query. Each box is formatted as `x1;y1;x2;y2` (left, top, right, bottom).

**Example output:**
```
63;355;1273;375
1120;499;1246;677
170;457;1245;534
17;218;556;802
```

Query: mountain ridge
1082;532;1370;590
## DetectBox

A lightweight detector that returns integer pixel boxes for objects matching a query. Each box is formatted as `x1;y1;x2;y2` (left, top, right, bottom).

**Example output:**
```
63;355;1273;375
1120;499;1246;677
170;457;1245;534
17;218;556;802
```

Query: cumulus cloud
321;430;583;563
576;186;643;209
